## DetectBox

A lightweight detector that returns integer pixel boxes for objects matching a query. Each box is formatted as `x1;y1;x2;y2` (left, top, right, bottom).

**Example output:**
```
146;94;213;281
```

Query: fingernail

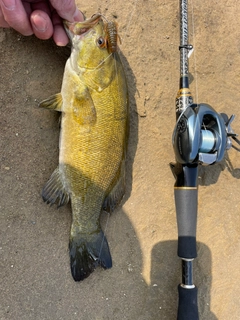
1;0;16;10
32;14;48;32
73;9;85;22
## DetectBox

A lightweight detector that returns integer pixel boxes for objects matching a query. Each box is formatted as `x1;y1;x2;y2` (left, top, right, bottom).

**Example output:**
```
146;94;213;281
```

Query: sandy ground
1;0;240;319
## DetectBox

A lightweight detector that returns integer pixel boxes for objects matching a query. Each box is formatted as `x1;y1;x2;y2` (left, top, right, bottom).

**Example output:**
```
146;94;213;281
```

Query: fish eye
96;37;106;48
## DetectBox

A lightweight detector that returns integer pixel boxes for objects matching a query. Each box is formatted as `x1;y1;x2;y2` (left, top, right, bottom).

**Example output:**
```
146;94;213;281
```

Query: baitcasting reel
172;103;240;165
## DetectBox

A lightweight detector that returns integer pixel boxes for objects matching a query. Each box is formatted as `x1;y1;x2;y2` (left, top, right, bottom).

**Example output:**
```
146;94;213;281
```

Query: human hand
0;0;84;46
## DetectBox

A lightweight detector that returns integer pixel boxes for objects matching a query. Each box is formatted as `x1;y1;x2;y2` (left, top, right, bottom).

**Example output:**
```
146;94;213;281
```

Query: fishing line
99;211;111;260
93;1;138;257
189;0;199;105
121;0;139;43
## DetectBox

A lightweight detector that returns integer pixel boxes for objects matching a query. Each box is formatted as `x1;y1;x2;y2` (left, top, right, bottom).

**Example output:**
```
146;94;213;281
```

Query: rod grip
174;188;198;258
177;285;199;320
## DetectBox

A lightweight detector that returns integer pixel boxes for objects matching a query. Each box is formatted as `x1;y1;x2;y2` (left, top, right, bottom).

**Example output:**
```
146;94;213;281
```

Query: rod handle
174;188;198;258
177;285;199;320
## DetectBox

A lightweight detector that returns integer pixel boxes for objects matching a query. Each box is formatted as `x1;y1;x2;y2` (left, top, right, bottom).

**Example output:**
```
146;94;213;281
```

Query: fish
39;14;129;281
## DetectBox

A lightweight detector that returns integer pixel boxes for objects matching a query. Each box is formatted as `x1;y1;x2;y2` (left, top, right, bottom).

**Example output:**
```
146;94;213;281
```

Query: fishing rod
171;0;240;319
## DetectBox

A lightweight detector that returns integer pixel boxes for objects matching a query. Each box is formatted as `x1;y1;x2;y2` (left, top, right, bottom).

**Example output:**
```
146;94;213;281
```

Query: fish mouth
64;13;102;41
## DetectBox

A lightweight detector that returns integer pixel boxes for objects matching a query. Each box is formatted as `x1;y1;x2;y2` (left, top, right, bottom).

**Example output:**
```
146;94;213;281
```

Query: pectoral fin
39;93;63;111
42;166;70;208
72;88;96;125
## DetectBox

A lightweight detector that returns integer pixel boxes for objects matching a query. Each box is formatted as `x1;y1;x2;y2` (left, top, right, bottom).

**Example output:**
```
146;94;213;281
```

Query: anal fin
39;93;63;111
42;166;70;208
102;159;126;213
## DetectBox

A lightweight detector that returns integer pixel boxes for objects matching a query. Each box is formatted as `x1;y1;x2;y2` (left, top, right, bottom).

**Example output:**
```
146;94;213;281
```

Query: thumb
50;0;84;22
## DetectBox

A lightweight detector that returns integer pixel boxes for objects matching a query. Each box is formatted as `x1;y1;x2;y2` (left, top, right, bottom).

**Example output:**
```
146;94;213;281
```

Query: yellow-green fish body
40;16;128;281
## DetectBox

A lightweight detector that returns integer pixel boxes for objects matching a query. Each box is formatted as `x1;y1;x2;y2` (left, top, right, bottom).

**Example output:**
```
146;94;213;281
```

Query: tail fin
69;230;112;281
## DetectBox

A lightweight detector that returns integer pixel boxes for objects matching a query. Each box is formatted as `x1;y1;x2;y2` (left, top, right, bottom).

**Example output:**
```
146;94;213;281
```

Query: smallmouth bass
39;14;129;281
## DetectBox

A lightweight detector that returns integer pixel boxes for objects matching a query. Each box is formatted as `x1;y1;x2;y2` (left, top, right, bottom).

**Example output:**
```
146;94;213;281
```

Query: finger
52;10;68;46
31;0;51;17
50;0;84;22
30;10;53;40
0;6;9;27
0;0;33;35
